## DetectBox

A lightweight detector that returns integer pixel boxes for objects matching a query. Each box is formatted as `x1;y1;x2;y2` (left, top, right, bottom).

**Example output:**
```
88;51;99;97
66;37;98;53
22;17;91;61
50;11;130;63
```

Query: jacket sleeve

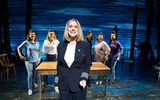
54;44;61;86
80;42;92;81
54;61;61;86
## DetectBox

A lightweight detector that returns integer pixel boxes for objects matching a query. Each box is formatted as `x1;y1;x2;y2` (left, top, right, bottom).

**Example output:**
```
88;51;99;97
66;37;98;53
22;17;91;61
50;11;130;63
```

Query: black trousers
46;54;57;61
60;88;87;100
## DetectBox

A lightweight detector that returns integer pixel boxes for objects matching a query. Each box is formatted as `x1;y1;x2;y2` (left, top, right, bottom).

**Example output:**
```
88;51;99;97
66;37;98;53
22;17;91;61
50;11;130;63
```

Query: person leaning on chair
54;19;92;100
17;29;41;96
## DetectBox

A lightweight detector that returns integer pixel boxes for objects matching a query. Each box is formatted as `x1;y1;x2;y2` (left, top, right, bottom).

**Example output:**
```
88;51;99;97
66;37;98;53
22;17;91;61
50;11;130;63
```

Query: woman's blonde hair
63;19;84;42
46;30;56;41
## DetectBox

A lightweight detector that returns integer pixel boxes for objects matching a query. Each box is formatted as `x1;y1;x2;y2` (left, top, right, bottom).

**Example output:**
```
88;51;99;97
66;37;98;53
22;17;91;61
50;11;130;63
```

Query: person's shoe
96;81;102;85
96;81;98;85
34;83;38;88
28;89;32;96
41;82;44;85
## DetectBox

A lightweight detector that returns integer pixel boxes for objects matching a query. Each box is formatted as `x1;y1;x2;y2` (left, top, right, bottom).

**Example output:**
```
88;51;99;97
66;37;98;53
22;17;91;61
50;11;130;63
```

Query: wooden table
36;62;110;99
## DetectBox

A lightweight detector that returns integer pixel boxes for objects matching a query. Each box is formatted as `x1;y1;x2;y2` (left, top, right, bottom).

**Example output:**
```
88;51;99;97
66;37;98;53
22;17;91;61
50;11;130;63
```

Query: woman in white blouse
42;30;59;84
42;30;60;61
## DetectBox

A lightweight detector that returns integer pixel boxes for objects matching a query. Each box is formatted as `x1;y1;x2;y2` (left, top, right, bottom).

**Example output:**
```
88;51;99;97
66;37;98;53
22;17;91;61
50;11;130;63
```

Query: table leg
38;72;42;100
98;76;100;86
104;71;108;96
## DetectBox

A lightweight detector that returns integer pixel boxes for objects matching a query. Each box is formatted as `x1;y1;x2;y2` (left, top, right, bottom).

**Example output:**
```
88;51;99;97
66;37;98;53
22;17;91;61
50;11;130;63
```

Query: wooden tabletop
36;62;110;71
36;61;109;99
91;62;110;70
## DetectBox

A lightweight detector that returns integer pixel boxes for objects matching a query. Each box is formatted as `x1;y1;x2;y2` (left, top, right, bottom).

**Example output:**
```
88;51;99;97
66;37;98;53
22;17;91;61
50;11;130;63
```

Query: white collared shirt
64;41;76;67
42;39;60;55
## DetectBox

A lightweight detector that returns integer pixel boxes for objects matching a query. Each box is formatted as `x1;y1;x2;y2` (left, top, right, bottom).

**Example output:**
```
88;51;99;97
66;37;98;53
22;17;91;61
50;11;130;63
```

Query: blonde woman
42;30;59;84
42;30;59;61
54;19;91;100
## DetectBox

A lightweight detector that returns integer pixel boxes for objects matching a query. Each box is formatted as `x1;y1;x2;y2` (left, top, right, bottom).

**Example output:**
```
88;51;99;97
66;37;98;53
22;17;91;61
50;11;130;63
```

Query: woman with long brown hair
17;29;40;95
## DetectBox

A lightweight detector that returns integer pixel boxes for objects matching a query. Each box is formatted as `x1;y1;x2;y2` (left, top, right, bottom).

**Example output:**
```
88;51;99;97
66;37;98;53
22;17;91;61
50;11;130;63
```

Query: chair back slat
0;54;10;65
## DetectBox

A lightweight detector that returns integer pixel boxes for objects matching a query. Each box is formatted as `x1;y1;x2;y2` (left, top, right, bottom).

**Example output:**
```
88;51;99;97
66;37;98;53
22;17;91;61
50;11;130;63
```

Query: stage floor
0;60;160;100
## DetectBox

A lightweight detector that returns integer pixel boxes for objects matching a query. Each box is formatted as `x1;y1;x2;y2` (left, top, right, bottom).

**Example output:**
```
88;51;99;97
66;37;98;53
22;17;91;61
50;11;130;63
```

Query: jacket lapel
70;42;79;68
61;42;70;68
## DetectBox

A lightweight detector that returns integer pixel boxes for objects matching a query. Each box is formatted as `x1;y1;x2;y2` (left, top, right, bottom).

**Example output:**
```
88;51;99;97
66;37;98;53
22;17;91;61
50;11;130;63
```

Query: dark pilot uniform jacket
54;41;91;92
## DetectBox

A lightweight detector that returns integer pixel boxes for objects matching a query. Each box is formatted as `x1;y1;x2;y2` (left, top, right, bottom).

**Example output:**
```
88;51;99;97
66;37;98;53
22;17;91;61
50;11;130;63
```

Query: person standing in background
85;31;93;87
94;33;110;63
54;19;91;100
108;31;123;84
17;29;41;96
94;33;110;84
42;30;60;85
42;30;59;61
85;31;93;53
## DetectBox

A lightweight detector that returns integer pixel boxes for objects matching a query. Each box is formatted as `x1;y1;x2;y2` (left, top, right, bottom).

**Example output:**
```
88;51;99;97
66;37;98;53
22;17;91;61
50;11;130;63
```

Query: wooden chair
152;62;160;80
0;53;16;79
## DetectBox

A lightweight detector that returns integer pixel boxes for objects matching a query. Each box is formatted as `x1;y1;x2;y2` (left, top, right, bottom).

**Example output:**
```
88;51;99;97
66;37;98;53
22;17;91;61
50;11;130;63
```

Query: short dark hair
86;31;92;36
99;32;103;35
111;31;116;35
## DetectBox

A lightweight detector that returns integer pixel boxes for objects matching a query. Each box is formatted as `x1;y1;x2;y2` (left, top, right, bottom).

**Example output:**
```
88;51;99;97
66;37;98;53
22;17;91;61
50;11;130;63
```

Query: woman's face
29;32;36;40
86;33;92;40
110;33;116;40
49;32;55;40
67;20;78;40
97;35;103;42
